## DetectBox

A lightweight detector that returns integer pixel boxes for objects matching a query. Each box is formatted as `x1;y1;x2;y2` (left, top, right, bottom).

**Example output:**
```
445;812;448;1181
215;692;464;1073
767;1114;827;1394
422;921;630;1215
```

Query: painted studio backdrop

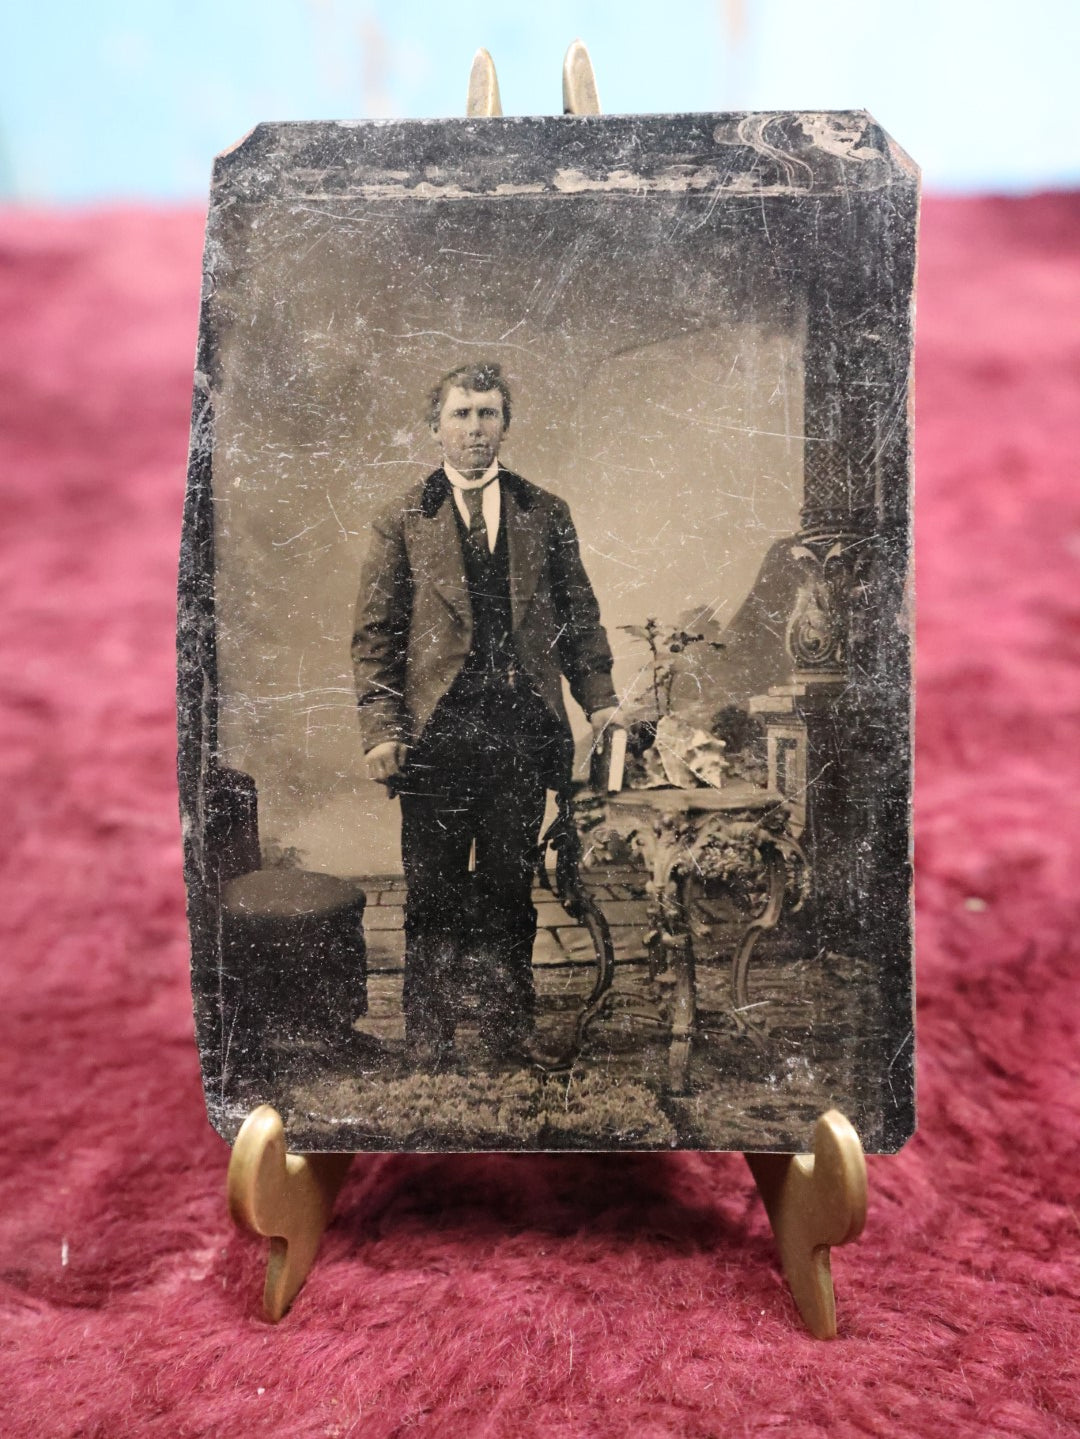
211;173;804;876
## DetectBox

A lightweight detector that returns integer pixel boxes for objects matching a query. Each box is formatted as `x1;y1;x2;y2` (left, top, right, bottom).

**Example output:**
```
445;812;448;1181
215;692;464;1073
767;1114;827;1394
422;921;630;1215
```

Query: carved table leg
667;876;696;1094
644;829;697;1094
745;1109;867;1338
227;1104;353;1320
730;843;787;1052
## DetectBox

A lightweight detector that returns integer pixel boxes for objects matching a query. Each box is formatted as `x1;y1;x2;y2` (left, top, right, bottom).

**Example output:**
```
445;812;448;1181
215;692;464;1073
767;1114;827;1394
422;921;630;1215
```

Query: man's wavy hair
427;361;512;431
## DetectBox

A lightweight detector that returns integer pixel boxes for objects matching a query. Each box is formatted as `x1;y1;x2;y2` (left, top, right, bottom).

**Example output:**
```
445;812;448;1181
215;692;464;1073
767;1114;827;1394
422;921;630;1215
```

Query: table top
603;782;785;815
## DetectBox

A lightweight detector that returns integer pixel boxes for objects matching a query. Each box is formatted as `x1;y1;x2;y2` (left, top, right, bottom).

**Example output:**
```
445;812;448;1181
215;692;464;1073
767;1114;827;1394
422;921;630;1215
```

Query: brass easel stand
229;1102;866;1336
226;42;868;1338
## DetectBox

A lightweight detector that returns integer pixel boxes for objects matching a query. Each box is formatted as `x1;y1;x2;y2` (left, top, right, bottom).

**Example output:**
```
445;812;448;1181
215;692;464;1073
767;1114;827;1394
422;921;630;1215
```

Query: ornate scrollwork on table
576;784;808;1092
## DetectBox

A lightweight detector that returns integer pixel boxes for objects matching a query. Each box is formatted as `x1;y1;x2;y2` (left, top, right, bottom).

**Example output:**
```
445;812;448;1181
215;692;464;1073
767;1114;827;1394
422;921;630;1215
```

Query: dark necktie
461;483;491;553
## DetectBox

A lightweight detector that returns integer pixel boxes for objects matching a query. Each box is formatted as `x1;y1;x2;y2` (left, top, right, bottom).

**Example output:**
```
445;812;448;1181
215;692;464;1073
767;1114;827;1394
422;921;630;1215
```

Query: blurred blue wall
3;0;1078;200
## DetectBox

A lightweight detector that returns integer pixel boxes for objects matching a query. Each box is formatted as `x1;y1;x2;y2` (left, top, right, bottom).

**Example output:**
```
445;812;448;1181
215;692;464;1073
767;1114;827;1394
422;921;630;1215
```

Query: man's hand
589;706;619;734
366;741;409;785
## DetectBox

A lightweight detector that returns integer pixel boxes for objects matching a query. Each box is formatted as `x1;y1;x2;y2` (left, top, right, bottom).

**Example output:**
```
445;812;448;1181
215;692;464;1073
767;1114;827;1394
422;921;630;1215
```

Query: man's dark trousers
398;675;559;1058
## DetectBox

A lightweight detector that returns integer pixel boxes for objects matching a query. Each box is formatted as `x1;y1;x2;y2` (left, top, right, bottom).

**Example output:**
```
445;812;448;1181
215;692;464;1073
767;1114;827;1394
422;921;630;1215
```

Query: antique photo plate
179;111;917;1153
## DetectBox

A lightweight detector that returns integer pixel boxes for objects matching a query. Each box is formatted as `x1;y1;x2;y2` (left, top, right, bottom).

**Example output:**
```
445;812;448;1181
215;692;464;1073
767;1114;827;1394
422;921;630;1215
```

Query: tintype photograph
178;111;917;1154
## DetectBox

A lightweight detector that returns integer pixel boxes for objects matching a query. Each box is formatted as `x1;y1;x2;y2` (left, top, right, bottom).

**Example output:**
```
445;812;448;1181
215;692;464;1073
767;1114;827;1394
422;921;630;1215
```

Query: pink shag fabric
1;197;1078;1438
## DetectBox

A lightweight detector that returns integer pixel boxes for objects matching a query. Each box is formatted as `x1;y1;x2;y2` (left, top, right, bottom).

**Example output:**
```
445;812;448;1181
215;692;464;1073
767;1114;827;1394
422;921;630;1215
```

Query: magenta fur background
1;195;1078;1436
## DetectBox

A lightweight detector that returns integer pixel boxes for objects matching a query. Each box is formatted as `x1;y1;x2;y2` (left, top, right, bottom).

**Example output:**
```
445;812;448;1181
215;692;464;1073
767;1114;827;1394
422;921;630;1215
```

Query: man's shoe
405;1035;455;1073
481;1033;541;1071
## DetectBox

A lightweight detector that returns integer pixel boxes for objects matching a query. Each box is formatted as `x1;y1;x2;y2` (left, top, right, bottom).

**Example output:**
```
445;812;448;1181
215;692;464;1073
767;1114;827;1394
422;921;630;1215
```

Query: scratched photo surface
179;112;918;1153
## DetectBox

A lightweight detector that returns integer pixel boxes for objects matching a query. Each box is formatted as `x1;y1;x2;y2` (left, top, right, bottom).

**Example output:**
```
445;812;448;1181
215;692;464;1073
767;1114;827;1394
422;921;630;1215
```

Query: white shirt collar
443;458;500;490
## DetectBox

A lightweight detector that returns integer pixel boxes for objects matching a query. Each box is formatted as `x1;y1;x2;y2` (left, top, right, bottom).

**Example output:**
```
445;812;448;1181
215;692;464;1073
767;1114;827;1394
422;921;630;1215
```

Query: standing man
352;361;617;1069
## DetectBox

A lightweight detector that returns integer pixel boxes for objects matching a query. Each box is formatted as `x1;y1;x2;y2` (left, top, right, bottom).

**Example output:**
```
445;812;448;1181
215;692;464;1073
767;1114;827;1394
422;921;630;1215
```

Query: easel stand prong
562;39;601;115
225;45;868;1338
466;48;502;118
745;1110;868;1339
227;1105;352;1320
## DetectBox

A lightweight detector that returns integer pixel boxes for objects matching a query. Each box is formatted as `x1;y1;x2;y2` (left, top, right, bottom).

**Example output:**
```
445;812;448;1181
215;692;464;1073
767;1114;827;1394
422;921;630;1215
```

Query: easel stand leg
227;1105;353;1320
745;1110;867;1338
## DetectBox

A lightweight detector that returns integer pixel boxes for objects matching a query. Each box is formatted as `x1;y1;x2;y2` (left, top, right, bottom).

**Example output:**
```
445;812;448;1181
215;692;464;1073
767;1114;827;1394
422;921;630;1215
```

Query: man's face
434;385;506;479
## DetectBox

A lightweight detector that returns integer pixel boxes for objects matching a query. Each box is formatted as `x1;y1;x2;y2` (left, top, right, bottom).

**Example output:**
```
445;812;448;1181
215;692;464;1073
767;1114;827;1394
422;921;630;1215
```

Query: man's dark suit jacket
352;467;617;781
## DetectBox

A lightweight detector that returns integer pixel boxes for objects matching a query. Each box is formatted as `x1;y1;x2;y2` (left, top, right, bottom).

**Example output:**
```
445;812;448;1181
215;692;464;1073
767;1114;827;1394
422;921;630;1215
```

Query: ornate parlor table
582;783;808;1093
